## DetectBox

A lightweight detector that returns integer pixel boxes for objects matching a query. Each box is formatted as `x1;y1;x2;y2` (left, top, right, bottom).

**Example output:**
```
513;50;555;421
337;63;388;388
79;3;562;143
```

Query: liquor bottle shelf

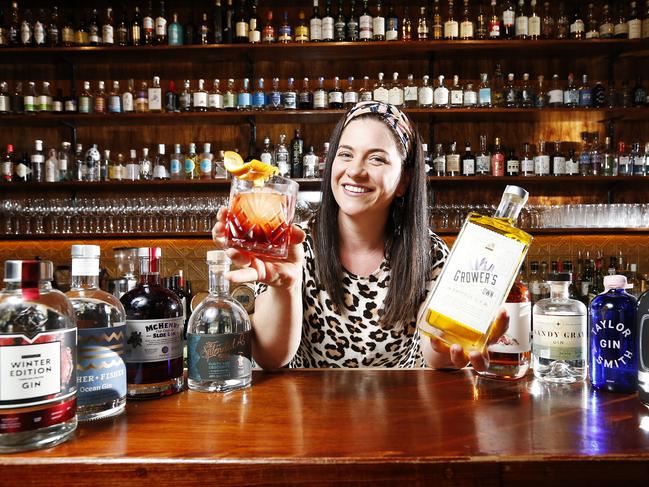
0;39;647;63
0;107;646;126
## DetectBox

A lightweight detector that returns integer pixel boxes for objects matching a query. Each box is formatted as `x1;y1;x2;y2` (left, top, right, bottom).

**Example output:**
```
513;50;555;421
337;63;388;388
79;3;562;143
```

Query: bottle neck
71;274;99;289
550;282;570;300
493;192;525;221
208;263;230;296
139;256;161;286
71;257;100;289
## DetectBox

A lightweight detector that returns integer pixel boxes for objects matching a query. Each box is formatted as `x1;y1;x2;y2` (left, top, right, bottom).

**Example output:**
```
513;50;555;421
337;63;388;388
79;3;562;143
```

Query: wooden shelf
0;38;646;63
1;107;646;126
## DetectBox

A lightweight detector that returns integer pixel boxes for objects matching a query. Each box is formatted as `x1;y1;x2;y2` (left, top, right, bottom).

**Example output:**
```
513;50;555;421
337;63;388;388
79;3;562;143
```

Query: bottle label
125;163;140;180
552;156;566;175
373;87;389;104
420;221;527;336
328;91;343;104
24;95;35;111
187;331;252;382
503;10;515;27
108;95;121;113
77;324;126;408
515;16;528;36
489;301;531;354
628;19;641;39
462;158;475;176
570;20;584;34
529;16;541;36
124;317;184;363
37;95;50;111
252;92;265;107
564;158;578;174
200;158;213;174
269;91;282;108
148;88;162;111
310;19;322;41
548;89;563;104
102;25;114;44
282;92;297;109
322;18;334;39
209;93;224;109
185;157;196;173
404;86;418;103
444;20;458;38
372;17;385;37
489;21;500;38
433;156;445;173
237;92;252;108
478;88;491;105
507;159;520;174
476;155;490;173
109;164;124;180
643;19;649;39
386;20;398;40
236;21;249;38
463;91;477;106
532;314;586;361
193;92;208;108
153;164;168;179
1;161;11;177
534;155;550;175
314;91;327;108
343;91;359;104
460;21;473;38
16;162;28;178
590;317;636;375
45;159;58;182
614;22;629;37
53;101;63;112
260;152;273;165
450;89;463;105
170;158;181;175
446;154;460;173
359;15;372;39
434;88;449;106
155;17;167;36
295;25;309;42
121;92;133;112
491;154;505;176
64;98;77;112
0;328;77;408
0;95;9;112
34;22;45;44
223;92;236;109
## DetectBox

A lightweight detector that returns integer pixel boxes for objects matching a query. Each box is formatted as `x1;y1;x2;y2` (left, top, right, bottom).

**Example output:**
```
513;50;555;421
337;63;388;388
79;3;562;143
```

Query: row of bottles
2;1;648;48
3;72;648;115
0;246;252;453
425;134;649;177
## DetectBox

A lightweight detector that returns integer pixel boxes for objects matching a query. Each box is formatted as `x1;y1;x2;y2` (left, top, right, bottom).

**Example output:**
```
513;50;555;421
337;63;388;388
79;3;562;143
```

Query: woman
213;101;507;370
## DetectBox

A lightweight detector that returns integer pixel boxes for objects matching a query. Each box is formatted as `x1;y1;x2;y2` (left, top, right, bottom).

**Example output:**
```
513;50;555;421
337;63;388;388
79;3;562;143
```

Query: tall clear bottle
417;186;532;355
0;260;77;452
66;245;127;421
532;272;587;383
187;251;252;392
120;247;184;398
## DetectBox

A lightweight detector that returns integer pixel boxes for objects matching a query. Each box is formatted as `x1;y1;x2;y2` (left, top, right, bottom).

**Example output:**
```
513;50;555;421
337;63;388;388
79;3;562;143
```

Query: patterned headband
343;101;415;161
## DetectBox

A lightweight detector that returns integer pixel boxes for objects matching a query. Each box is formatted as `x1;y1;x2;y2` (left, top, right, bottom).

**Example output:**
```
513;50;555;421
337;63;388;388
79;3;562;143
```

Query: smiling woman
213;101;494;370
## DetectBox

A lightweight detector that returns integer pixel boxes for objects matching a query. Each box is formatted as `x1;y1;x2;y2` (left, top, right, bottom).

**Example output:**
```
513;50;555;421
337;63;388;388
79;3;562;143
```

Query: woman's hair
311;108;430;328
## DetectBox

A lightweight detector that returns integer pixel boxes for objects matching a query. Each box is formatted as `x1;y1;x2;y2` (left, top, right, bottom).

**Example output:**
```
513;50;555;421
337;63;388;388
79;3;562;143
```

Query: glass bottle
460;0;474;39
385;1;398;40
344;76;359;108
252;78;266;111
555;1;569;39
235;1;249;43
547;74;563;107
153;143;169;180
102;7;114;45
463;82;477;107
359;75;373;102
461;141;475;176
372;0;386;40
528;0;541;38
449;75;464;108
551;140;566;176
291;128;304;178
519;73;534;107
432;0;442;39
359;0;373;41
184;142;198;179
262;9;275;42
444;0;459;40
417;6;429;40
282;77;297;110
479;269;531;380
476;134;491;175
120;248;184;399
491;137;505;177
122;79;135;114
23;81;37;115
322;0;335;41
373;72;389;103
418;186;532;355
2;144;14;182
138;147;151;181
275;133;290;177
433;143;446;177
541;0;554;38
637;279;649;405
30;139;45;183
45;147;59;183
187;251;252;392
504;73;519;108
66;246;126;421
0;260;77;453
260;136;274;165
520;142;534;176
278;11;292;42
569;5;584;39
488;0;501;39
614;2;629;38
502;0;516;39
476;1;487;39
224;79;237;111
532;272;587;383
93;81;106;114
618;141;633;176
154;0;167;44
38;81;53;113
267;77;282;110
492;64;504;108
403;74;418;108
108;81;122;114
168;12;184;45
295;9;309;42
347;0;360;40
47;6;61;47
506;148;520;176
515;0;528;39
314;77;328;109
589;275;638;394
632;141;644;176
446;141;460;177
534;139;550;176
328;76;344;109
169;143;183;180
199;143;213;179
433;75;449;108
602;136;618;176
310;0;322;41
387;72;403;107
478;73;492;108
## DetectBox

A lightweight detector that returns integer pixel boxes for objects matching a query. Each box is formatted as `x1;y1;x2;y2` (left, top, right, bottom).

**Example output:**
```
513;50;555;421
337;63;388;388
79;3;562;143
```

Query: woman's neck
337;211;388;276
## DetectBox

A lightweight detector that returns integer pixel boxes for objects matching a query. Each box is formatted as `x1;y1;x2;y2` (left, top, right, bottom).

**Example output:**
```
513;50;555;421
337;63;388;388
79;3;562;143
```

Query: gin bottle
120;247;184;398
187;251;252;392
67;245;127;421
590;275;638;393
417;186;532;355
637;282;649;405
0;260;77;452
532;272;587;383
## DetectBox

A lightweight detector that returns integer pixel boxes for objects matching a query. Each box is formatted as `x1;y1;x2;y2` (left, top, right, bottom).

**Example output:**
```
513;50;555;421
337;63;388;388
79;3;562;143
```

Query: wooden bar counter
3;369;649;486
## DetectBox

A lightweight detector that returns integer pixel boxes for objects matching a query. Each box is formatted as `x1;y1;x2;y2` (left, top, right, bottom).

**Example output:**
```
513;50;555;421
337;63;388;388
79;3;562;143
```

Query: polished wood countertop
3;369;649;486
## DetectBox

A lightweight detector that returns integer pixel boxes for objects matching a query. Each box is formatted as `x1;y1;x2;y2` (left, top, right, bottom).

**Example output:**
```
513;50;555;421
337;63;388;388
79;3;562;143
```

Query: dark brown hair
311;113;430;327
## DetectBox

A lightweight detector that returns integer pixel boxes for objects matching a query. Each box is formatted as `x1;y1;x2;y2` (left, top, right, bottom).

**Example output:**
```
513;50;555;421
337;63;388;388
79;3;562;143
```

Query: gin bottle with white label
532;272;587;384
0;260;77;452
120;247;184;399
417;186;532;356
187;251;252;392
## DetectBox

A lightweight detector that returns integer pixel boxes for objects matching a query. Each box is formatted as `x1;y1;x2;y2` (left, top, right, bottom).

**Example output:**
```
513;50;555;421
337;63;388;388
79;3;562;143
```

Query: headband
343;101;415;161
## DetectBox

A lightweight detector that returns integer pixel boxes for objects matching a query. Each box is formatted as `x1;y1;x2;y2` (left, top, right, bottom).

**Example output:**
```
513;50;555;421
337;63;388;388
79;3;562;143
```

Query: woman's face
330;118;407;222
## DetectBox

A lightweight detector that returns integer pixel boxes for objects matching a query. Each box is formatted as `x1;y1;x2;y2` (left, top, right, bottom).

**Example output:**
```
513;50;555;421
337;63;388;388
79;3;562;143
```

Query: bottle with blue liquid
589;274;638;393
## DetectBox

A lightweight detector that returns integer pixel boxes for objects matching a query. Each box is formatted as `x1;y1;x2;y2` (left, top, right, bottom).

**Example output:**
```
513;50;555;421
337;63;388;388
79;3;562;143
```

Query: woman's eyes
336;152;387;165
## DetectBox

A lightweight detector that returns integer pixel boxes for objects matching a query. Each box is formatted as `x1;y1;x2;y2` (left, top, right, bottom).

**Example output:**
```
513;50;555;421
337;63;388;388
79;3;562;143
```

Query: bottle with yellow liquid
417;185;532;355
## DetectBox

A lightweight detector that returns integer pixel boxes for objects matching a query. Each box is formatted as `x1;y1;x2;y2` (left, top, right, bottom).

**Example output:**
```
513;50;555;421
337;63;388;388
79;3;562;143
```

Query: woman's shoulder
427;229;449;268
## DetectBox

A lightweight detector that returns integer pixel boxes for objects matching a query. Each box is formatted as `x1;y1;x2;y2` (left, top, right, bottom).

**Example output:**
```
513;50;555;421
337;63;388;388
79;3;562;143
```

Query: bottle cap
207;250;230;264
138;247;162;259
71;244;100;259
547;272;571;282
4;260;53;282
603;274;627;291
503;185;529;204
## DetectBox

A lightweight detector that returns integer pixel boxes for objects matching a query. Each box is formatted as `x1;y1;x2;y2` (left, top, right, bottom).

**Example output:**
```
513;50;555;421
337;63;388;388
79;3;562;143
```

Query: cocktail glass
225;175;299;259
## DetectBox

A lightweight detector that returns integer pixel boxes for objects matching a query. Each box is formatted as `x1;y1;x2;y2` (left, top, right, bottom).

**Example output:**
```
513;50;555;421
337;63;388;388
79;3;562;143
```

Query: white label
565;158;579;174
629;19;642;39
404;86;418;102
489;302;531;353
148;88;162;111
529;16;541;36
0;96;9;112
359;15;372;39
434;88;449;106
444;20;458;38
516;16;528;36
462;158;475;175
16;163;28;178
548;89;563;104
208;93;224;109
534;155;550;175
34;23;45;44
463;91;477;105
310;19;322;40
124;317;184;363
122;92;134;112
260;152;273;165
506;159;519;173
153;165;168;179
236;21;248;38
0;342;60;401
45;158;58;182
552;156;566;175
433;156;445;173
1;161;11;177
193;92;208;108
419;222;527;336
450;89;463;105
503;10;515;27
532;314;586;361
388;88;403;105
102;25;114;44
328;91;343;104
476;155;490;173
418;87;433;106
155;17;167;36
460;21;473;38
31;154;44;164
446;154;460;173
314;91;327;108
385;28;398;40
521;157;534;173
322;18;334;39
249;29;260;43
72;258;99;276
373;87;389;103
344;91;359;104
373;17;385;36
125;163;140;180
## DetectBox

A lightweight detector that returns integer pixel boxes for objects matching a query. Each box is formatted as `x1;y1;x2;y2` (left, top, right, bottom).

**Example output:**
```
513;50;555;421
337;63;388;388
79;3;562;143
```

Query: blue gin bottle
589;275;638;393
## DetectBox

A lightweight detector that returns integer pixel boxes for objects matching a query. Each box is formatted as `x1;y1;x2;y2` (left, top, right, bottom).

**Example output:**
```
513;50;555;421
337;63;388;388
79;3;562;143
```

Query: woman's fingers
428;336;450;355
225;267;261;284
450;344;469;369
486;310;510;346
468;351;489;372
290;225;306;244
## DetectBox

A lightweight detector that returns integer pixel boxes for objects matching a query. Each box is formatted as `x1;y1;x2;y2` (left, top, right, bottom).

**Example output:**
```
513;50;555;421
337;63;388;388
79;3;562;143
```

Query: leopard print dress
258;227;449;368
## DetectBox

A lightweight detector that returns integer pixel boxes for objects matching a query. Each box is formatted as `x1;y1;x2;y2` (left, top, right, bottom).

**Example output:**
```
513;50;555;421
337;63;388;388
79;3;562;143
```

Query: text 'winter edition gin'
417;185;532;355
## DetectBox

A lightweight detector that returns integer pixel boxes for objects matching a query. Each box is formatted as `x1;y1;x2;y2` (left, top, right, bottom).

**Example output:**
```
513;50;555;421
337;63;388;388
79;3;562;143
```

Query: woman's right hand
212;207;306;289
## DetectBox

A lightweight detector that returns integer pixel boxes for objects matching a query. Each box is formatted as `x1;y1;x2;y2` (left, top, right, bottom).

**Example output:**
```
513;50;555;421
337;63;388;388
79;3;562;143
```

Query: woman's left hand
428;309;510;372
